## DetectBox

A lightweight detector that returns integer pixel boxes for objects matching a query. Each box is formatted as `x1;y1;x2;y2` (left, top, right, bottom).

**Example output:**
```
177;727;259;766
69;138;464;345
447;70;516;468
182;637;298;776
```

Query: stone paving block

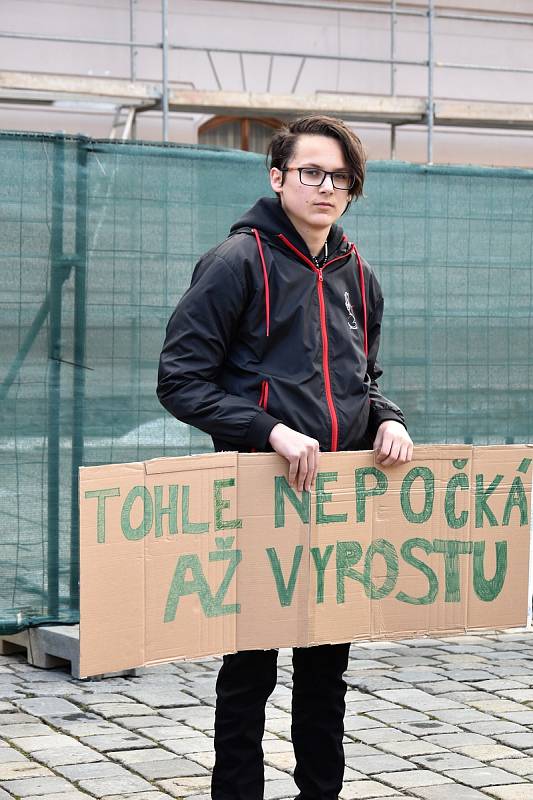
46;715;123;737
121;688;200;708
375;740;446;758
0;775;74;795
392;670;447;683
377;768;452;788
79;732;154;751
345;677;402;692
496;690;533;703
374;688;463;711
265;749;296;768
77;774;155;797
462;721;528;736
110;748;179;765
339;779;399;798
102;793;178;800
409;785;493;799
434;654;488;665
444;766;523;787
30;745;106;766
424;732;493;748
0;748;28;763
176;793;210;800
418;680;475;695
456;744;525;761
492;758;533;776
499;713;533;725
495;734;533;750
0;711;36;724
22;793;93;800
349;727;415;745
470;699;528;713
160;706;215;728
69;693;132;705
261;739;295;754
475;680;527;692
89;702;154;718
442;669;495;681
381;656;439;668
1;722;52;738
0;762;52;780
366;709;431;725
114;715;178;729
263;777;299;799
131;757;210;779
412;752;485;772
345;743;384;758
15;697;82;717
185;751;214;770
347;699;400;713
397;720;461;736
163;735;214;755
12;732;79;751
343;753;416;775
157;777;212;799
57;760;127;780
343;659;386;671
344;716;385;731
265;717;292;735
485;785;533;799
430;708;494;724
137;724;204;741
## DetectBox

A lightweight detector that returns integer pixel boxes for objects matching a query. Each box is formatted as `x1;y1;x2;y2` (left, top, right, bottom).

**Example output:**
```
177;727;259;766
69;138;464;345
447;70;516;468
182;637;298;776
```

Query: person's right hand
268;423;320;492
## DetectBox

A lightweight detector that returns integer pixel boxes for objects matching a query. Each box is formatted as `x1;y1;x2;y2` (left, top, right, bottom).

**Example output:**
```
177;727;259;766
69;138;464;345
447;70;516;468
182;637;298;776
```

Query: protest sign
79;445;532;677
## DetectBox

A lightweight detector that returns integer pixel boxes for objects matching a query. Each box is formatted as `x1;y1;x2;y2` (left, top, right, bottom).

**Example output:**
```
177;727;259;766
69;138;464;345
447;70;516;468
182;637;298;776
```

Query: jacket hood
229;196;348;261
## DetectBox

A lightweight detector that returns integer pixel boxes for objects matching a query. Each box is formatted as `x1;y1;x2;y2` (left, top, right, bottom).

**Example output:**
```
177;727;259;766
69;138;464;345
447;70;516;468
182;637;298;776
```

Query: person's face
269;134;352;234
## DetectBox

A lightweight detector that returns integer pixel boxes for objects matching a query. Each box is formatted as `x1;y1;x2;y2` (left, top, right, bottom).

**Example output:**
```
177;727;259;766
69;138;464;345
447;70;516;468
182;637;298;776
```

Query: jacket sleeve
157;251;281;450
365;280;407;440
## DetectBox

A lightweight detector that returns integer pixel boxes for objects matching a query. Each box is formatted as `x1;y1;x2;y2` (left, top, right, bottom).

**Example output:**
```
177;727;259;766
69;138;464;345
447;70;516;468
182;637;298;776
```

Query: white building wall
1;0;532;167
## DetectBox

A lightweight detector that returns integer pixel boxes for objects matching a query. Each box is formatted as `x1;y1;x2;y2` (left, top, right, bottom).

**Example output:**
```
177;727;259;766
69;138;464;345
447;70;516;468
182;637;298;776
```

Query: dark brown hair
267;115;366;199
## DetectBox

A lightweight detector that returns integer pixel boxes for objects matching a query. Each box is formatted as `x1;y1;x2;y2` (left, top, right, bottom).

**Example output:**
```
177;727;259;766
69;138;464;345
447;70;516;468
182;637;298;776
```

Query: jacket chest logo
344;291;358;331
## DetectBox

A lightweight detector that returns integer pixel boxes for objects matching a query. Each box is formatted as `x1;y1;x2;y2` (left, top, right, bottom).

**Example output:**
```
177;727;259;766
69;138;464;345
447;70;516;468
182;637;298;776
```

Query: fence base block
0;625;137;680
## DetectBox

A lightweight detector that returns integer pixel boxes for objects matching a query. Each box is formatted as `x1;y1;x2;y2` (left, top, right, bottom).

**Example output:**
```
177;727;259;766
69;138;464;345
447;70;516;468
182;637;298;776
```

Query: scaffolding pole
427;0;435;165
161;0;169;142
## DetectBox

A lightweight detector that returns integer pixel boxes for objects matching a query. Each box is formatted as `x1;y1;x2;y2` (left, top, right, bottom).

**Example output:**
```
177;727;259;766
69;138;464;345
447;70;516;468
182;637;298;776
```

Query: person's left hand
373;420;413;466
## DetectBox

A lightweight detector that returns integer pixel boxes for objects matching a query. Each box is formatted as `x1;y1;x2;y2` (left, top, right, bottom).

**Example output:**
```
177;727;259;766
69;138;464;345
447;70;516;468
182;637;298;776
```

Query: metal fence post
47;138;66;619
69;142;88;610
390;0;397;159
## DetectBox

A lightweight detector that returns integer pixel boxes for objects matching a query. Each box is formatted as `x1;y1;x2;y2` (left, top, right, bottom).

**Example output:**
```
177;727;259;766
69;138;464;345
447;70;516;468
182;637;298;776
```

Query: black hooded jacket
157;197;405;453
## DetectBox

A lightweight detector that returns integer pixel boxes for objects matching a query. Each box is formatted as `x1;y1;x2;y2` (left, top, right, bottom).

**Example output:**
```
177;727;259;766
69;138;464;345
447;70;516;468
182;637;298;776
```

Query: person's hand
268;423;320;492
373;420;413;466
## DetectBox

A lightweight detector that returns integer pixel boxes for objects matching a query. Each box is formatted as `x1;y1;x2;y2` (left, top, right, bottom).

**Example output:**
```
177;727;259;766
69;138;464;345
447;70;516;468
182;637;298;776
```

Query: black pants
211;643;351;800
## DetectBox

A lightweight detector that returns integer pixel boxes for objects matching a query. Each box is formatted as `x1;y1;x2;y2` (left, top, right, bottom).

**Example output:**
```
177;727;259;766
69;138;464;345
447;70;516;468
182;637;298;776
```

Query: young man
158;115;413;800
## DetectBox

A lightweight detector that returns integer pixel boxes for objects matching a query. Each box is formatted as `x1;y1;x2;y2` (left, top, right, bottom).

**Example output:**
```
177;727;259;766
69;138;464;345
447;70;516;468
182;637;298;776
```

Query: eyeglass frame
280;166;356;191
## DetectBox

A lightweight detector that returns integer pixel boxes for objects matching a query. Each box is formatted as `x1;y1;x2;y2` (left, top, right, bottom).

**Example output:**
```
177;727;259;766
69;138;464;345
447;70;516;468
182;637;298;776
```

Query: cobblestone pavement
4;632;533;799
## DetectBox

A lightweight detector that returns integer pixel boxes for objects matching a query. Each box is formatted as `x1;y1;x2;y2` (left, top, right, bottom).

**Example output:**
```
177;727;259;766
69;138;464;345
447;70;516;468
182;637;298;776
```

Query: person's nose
319;173;335;191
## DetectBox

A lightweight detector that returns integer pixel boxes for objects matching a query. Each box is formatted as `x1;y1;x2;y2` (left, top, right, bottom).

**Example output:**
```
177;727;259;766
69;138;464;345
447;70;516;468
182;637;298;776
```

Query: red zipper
278;234;339;451
258;379;269;409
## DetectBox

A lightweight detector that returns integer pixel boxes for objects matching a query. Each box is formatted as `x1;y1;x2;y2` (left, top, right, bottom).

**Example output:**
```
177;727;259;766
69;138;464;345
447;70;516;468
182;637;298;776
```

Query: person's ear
270;167;283;194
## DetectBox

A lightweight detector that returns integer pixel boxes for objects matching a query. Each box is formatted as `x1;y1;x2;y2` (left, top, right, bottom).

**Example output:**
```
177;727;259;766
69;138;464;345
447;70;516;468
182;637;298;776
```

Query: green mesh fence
1;131;532;635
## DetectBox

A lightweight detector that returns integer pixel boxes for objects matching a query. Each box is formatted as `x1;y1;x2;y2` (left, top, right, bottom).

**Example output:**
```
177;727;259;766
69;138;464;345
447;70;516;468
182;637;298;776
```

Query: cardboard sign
79;445;532;677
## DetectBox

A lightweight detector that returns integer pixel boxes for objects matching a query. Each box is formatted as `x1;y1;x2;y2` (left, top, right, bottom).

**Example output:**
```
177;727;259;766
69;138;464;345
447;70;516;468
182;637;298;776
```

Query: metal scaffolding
1;0;533;161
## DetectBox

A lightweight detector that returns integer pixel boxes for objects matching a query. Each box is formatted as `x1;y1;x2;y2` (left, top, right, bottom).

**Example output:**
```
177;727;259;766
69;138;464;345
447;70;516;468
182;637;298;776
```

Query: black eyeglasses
281;167;355;191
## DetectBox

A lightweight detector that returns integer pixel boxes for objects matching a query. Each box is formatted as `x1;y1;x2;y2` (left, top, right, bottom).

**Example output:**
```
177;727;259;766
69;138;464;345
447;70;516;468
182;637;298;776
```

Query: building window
198;116;282;153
